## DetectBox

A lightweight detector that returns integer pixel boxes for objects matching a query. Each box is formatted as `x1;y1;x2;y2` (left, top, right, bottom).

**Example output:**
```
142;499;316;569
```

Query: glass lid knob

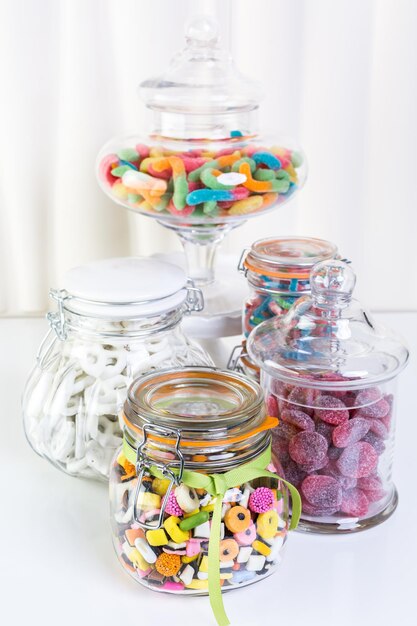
311;260;356;308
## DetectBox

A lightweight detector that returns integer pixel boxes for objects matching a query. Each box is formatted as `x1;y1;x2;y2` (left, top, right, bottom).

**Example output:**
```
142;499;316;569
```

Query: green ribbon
123;438;301;626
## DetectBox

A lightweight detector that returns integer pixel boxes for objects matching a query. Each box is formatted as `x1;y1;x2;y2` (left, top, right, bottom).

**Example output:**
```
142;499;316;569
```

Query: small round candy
155;553;181;577
234;523;257;546
256;510;279;540
248;487;275;513
289;431;328;465
175;484;199;513
224;505;251;533
219;539;239;561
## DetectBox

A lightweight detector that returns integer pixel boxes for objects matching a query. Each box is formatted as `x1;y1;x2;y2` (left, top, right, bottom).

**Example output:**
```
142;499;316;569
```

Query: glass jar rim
122;367;276;449
243;236;338;279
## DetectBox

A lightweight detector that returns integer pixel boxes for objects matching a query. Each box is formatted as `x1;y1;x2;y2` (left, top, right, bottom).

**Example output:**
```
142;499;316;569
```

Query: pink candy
248;487;274;513
165;491;183;517
336;442;378;478
314;395;349;425
289;431;328;466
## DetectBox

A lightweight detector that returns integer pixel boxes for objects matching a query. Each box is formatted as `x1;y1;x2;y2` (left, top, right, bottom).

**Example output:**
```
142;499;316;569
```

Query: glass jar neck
150;107;259;140
246;268;311;296
123;425;271;473
50;306;184;341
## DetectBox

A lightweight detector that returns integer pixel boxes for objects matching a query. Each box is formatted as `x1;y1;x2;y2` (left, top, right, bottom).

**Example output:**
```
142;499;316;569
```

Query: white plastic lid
60;257;189;318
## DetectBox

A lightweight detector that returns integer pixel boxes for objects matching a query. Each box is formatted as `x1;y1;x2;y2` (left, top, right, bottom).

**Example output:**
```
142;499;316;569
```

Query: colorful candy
111;456;288;595
98;142;303;220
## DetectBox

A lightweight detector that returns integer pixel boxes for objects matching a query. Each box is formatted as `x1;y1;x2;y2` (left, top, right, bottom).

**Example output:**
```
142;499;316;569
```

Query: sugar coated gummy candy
340;488;369;517
336;442;378;478
332;417;370;448
301;475;343;509
281;408;315;432
314;395;350;425
289;431;328;465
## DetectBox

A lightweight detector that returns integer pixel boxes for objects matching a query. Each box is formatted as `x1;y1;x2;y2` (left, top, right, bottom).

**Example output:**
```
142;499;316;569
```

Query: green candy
231;157;256;173
173;176;189;210
200;168;234;190
253;168;275;181
188;159;219;182
179;511;210;531
291;151;303;167
127;193;142;203
117;148;139;162
274;178;291;193
111;165;133;177
276;169;290;181
203;200;218;214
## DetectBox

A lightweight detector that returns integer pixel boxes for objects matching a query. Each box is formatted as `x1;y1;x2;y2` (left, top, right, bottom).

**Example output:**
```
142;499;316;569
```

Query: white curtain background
0;0;416;315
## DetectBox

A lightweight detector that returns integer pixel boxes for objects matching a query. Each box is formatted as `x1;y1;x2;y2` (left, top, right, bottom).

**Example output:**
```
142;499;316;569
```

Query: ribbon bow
123;440;301;626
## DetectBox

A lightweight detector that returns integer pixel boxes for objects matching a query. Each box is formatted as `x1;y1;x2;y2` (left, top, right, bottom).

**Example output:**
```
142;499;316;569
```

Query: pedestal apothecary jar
110;367;300;625
23;257;213;480
229;237;338;379
247;260;409;533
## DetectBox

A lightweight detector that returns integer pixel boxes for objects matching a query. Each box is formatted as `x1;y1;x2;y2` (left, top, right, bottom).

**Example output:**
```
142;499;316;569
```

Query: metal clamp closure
47;289;69;340
133;424;184;530
184;280;204;313
237;248;250;276
227;344;245;373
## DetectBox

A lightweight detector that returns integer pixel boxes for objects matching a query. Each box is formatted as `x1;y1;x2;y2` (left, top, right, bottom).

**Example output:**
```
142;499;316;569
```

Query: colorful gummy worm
243;275;310;338
99;143;303;219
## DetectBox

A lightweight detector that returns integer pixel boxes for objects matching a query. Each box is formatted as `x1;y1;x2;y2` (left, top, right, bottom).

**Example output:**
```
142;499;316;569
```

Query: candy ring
234;522;257;546
224;505;251;533
219;538;239;562
256;510;279;540
175;484;199;513
77;344;108;378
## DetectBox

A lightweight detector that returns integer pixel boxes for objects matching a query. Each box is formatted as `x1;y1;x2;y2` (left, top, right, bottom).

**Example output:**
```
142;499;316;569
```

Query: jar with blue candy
109;367;301;625
247;260;409;534
230;237;338;379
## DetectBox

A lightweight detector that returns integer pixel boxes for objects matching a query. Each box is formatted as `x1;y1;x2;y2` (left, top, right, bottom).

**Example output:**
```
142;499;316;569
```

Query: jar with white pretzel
22;257;213;480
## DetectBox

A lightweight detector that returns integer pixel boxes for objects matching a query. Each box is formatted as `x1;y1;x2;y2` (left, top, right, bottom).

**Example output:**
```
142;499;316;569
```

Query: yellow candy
199;555;209;573
257;510;279;540
181;554;199;564
163;516;190;544
112;183;129;200
183;508;200;518
252;540;271;557
137;492;161;510
185;578;209;590
152;478;171;496
228;196;263;215
284;162;298;183
146;529;168;547
129;548;151;571
219;572;233;580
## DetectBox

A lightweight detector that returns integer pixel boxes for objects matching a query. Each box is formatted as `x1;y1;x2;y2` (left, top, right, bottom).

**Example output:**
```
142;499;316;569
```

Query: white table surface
2;314;416;626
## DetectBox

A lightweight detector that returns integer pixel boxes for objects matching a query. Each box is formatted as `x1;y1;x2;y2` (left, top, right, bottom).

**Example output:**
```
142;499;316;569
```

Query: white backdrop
0;0;415;314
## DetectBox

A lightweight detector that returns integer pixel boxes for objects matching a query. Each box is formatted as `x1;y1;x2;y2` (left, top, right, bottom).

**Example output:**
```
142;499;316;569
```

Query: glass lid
243;236;338;277
247;260;409;388
96;17;306;228
122;367;276;446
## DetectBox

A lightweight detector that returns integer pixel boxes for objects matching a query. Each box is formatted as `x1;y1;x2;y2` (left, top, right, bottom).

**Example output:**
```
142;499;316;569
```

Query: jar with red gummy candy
230;237;338;380
109;367;300;625
247;259;409;533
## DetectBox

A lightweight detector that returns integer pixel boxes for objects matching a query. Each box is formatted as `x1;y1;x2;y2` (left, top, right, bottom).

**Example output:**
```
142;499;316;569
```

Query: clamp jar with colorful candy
22;258;213;480
110;367;300;624
247;260;409;533
230;237;338;379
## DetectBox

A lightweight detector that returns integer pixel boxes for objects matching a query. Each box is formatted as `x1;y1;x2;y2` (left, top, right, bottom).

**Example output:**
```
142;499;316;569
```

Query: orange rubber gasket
122;413;278;448
243;257;311;280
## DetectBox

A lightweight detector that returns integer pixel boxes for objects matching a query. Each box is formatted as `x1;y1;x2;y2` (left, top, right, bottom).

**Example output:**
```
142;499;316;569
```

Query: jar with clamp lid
229;237;338;379
22;257;213;480
247;260;409;533
110;367;300;624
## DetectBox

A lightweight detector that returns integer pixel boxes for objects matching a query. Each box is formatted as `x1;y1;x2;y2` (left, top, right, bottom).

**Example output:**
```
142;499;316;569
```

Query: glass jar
247;260;409;533
22;257;213;480
96;17;306;309
229;237;338;379
110;367;300;624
